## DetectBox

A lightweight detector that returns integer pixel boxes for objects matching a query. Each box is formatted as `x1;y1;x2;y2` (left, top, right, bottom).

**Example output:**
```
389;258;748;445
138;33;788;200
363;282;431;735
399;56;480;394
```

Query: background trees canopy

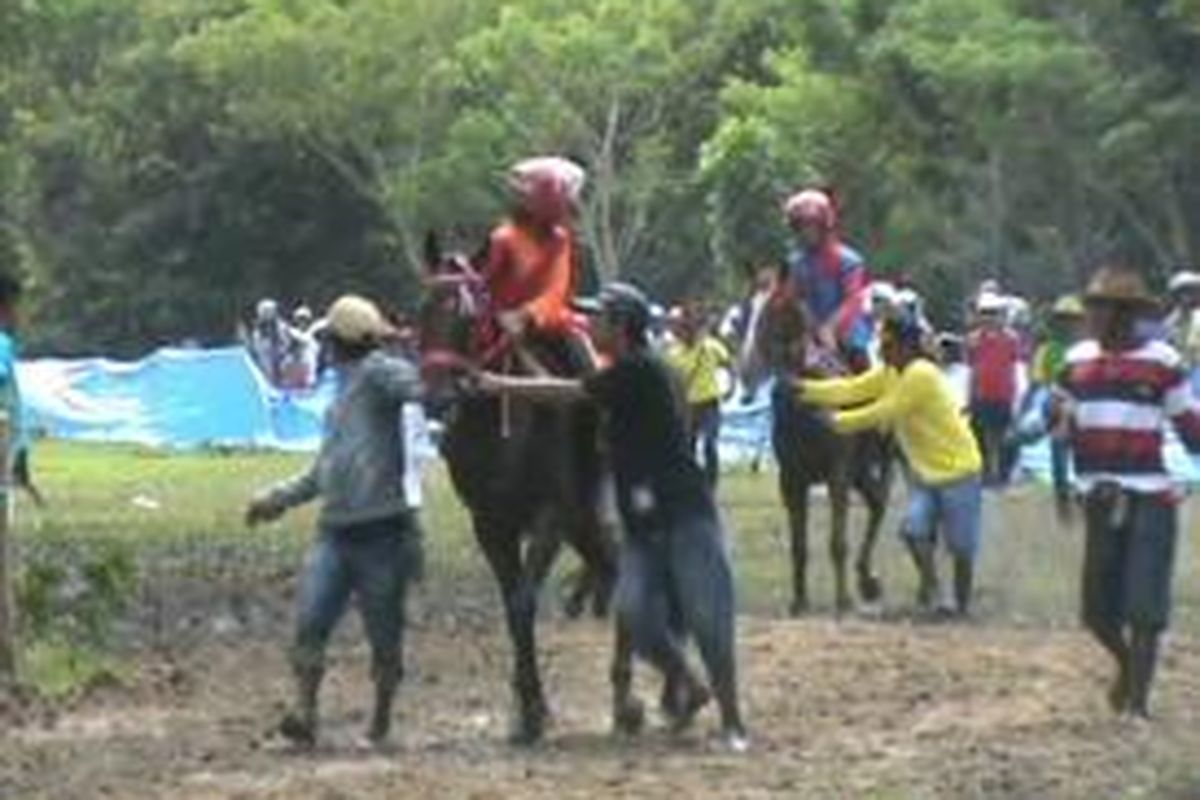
1;0;1198;355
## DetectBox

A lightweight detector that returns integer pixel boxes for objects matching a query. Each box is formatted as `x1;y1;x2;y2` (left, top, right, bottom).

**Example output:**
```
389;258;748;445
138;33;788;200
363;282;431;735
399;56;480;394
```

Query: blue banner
15;347;1200;486
17;347;329;451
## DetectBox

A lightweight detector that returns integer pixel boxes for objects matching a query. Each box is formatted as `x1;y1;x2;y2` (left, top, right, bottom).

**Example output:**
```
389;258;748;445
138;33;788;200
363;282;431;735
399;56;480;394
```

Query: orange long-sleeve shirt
485;221;575;332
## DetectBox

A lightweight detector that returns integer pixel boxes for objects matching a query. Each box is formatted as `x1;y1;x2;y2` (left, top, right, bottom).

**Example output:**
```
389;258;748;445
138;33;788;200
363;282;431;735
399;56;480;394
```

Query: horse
417;233;644;743
746;287;893;615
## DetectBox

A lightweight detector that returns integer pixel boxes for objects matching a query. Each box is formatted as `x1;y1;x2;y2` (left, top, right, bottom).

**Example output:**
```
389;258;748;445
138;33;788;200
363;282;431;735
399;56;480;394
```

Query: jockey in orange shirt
484;156;592;373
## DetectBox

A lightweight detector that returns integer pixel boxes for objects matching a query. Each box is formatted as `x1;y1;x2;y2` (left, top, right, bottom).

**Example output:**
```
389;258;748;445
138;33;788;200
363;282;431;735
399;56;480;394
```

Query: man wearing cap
781;188;870;367
1055;267;1200;718
967;292;1022;485
246;295;424;748
478;282;749;752
797;316;985;615
666;300;733;487
249;298;293;386
483;156;590;372
1023;295;1086;508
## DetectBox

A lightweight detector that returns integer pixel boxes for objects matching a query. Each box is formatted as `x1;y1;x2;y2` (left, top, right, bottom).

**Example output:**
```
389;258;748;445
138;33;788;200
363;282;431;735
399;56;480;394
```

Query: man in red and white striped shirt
1058;266;1200;718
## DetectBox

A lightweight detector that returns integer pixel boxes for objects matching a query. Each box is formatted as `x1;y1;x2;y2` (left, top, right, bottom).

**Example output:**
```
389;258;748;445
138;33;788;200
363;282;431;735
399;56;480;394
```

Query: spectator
967;292;1021;486
1056;267;1200;718
0;272;40;506
249;298;293;386
280;305;320;389
1165;270;1200;390
667;301;733;487
1027;295;1085;508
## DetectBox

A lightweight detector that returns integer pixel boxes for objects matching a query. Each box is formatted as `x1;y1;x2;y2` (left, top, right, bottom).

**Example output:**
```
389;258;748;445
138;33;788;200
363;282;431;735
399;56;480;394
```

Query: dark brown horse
418;234;644;743
747;287;893;615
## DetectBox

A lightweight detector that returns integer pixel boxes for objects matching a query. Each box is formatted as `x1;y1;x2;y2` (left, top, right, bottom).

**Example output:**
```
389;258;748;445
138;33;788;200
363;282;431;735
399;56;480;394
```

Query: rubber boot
1127;628;1160;719
367;674;399;744
905;537;939;612
279;666;322;748
953;557;974;618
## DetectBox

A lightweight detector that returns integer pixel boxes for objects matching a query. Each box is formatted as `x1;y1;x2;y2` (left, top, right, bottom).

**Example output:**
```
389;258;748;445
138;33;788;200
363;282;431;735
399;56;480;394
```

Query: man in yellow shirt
798;315;984;615
667;303;733;486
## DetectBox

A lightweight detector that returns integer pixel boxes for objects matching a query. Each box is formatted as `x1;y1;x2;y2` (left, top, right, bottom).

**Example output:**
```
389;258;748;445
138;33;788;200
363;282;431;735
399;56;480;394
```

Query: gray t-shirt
264;350;422;528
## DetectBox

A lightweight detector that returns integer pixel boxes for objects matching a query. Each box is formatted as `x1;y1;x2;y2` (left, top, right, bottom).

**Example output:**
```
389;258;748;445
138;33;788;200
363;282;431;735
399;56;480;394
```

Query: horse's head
746;283;811;381
418;231;487;402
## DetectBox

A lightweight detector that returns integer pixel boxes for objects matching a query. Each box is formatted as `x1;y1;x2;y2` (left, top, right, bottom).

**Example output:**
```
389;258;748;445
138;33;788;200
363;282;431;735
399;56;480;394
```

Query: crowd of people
242;298;323;390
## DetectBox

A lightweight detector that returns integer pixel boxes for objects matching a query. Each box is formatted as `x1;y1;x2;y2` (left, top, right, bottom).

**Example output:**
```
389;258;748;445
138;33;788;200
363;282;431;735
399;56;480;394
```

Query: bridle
419;254;517;375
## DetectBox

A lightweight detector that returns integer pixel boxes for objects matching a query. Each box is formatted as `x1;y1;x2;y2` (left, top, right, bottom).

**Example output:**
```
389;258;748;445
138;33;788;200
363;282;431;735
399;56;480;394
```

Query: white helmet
976;292;1007;314
1168;271;1200;294
256;298;279;321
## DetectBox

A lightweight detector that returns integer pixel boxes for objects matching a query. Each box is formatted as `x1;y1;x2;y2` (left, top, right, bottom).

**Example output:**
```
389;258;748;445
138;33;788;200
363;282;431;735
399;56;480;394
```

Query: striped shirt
1061;339;1200;493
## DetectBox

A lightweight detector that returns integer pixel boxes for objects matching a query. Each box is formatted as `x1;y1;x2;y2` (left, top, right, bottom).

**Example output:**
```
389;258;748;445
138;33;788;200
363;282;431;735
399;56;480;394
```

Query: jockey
782;188;870;367
483;156;591;373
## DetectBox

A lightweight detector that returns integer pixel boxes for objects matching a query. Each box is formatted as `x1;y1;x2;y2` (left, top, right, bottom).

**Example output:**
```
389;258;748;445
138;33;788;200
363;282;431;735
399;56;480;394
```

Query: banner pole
0;411;16;679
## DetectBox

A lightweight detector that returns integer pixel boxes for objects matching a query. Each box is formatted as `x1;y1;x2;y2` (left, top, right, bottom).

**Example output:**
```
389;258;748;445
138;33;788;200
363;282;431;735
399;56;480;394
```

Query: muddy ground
3;599;1200;800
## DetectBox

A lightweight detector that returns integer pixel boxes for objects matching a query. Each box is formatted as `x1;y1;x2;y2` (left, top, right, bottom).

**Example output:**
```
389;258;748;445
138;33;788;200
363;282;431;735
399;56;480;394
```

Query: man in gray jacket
246;294;423;748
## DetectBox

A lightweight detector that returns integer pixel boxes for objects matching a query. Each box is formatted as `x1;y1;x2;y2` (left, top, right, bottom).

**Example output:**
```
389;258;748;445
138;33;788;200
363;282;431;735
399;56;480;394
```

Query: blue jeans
292;515;420;685
903;475;984;562
616;511;739;723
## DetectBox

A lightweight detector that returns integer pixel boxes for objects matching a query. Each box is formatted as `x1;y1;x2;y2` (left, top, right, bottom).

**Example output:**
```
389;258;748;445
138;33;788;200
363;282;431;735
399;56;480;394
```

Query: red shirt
969;327;1020;405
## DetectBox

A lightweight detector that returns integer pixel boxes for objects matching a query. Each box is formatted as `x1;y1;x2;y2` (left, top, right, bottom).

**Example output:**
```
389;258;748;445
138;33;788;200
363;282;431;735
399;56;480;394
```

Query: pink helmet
784;189;836;229
509;157;586;223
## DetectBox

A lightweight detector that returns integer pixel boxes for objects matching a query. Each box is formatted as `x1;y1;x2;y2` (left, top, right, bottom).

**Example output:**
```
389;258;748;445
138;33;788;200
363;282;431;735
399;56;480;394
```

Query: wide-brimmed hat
1083;267;1157;307
325;294;394;344
1051;295;1084;318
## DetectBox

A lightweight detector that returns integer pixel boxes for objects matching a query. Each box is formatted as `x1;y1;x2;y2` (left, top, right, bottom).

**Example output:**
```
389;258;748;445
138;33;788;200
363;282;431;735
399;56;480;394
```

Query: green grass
12;441;1200;631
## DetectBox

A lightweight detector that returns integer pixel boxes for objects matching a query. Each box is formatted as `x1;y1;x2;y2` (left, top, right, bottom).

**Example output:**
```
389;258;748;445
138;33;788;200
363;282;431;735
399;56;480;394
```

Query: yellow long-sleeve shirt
800;361;982;486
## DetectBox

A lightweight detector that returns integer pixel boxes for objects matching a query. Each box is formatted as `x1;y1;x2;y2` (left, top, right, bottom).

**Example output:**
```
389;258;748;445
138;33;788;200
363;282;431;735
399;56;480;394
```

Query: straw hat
325;295;393;344
1051;295;1084;318
1083;267;1156;307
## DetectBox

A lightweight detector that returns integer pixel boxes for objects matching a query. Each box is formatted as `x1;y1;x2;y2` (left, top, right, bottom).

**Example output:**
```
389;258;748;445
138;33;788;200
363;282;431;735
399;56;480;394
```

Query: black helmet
574;281;651;338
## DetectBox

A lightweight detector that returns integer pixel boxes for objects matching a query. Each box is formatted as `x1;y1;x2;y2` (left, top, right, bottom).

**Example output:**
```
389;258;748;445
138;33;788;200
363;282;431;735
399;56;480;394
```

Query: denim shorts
903;474;984;561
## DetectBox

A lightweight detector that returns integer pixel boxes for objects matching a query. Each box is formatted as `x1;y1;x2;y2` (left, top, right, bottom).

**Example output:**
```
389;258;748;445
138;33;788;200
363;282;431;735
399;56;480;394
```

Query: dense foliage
2;0;1198;354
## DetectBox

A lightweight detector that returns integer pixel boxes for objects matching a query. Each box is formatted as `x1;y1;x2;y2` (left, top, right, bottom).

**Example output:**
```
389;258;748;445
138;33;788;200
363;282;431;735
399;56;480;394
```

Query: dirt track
4;607;1200;800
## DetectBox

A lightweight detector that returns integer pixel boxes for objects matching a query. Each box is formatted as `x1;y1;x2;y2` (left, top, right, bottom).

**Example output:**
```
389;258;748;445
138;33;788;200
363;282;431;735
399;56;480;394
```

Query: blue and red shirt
785;242;868;337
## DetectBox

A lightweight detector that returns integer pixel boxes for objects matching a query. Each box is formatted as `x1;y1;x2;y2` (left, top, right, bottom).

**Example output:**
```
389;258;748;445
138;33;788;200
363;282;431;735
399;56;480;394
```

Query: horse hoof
613;698;646;736
508;716;546;746
859;575;884;603
562;593;586;620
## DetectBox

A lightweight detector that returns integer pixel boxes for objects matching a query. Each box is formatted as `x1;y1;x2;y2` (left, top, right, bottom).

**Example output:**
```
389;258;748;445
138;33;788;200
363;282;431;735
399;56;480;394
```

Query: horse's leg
829;462;853;614
780;469;811;617
476;516;549;744
855;440;891;604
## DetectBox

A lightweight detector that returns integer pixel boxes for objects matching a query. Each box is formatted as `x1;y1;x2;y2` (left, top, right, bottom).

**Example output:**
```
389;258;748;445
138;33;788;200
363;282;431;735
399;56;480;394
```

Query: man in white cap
246;294;423;748
250;298;292;386
967;291;1021;485
1165;270;1200;387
